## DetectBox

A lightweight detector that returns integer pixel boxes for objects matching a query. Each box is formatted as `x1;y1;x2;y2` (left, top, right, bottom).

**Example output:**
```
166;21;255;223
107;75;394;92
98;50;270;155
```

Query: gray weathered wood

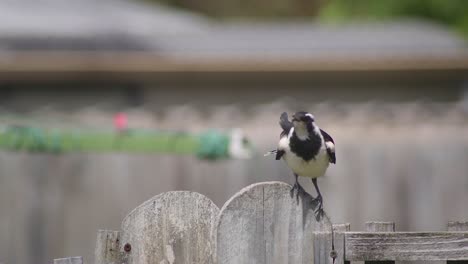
346;231;468;261
448;221;468;232
120;191;219;264
365;222;395;232
53;256;83;264
364;221;395;264
95;230;121;264
448;221;468;264
216;181;317;264
333;223;351;264
314;225;332;264
314;221;345;264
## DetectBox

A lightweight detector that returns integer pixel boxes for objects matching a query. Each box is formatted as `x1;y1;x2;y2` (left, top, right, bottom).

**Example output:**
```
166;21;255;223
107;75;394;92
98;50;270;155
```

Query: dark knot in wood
124;243;131;253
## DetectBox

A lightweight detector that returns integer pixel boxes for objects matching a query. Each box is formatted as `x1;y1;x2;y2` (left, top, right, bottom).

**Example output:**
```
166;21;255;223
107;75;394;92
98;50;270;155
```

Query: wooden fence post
333;223;351;264
53;256;83;264
447;221;468;264
120;191;219;264
216;181;317;264
364;221;395;264
95;230;121;264
314;222;348;264
313;222;330;264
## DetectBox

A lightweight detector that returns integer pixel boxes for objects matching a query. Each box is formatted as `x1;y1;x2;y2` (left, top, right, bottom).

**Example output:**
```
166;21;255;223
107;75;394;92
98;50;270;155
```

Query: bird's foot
314;207;325;221
290;181;306;203
311;195;324;220
310;194;322;209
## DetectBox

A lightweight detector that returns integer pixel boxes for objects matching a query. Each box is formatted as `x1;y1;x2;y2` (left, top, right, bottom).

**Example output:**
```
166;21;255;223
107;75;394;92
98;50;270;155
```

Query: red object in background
114;112;128;132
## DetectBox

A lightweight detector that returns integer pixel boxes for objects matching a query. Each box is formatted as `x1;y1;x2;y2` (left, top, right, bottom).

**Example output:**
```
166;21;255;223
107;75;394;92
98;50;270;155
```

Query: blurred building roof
0;0;467;79
155;21;468;59
0;0;209;51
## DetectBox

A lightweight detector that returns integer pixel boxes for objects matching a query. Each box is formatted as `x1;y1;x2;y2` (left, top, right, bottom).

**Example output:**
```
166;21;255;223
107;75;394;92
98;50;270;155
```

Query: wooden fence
53;181;468;264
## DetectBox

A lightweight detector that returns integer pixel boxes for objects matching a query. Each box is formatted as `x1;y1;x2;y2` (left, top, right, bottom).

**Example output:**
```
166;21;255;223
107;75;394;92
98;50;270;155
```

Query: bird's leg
290;173;305;202
311;178;324;220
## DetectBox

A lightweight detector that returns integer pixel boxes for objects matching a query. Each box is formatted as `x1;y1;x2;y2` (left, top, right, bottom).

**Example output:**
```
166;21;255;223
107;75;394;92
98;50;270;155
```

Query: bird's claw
310;198;319;210
314;207;325;221
311;195;324;220
310;194;322;207
290;182;305;203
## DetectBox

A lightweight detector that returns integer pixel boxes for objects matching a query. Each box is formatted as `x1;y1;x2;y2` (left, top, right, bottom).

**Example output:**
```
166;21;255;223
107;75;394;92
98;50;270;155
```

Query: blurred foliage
0;126;197;154
319;0;468;37
197;130;229;160
0;126;232;160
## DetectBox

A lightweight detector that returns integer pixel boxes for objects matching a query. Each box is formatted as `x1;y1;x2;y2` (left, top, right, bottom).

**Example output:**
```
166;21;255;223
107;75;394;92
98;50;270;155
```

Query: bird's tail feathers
279;112;293;132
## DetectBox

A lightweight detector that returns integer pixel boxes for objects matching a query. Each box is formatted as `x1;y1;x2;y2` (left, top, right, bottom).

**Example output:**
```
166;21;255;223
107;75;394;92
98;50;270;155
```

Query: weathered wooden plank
53;256;83;264
314;227;332;264
365;222;395;232
333;223;351;264
120;191;219;264
448;221;468;232
216;181;317;264
448;221;468;264
364;221;395;264
314;222;349;264
95;230;121;264
346;232;468;261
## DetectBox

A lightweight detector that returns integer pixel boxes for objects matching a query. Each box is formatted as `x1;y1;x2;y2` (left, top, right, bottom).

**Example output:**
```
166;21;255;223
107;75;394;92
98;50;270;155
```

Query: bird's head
291;111;317;139
292;111;315;123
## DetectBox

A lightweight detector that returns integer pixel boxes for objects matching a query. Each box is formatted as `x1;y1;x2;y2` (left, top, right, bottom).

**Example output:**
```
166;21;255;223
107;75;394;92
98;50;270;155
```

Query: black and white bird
266;111;336;216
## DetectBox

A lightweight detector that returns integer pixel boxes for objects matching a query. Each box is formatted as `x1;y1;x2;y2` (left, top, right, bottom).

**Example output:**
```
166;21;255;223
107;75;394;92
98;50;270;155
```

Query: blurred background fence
0;0;468;263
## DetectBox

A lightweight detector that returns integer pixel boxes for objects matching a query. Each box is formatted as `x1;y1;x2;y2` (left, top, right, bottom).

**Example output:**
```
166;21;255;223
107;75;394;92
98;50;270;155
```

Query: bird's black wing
264;149;285;160
275;150;285;160
320;129;336;164
279;112;293;138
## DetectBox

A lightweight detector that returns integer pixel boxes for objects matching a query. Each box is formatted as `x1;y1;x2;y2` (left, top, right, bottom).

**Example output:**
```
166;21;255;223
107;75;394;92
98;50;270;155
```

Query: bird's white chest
279;136;329;178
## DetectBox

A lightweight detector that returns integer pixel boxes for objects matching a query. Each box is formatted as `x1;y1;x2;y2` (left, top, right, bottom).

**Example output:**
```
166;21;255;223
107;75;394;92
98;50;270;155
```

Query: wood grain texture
314;229;332;264
333;223;351;264
215;181;317;264
364;222;395;264
448;221;468;232
95;230;121;264
346;232;468;261
53;256;83;264
448;221;468;264
365;222;395;232
314;222;344;264
120;191;219;264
